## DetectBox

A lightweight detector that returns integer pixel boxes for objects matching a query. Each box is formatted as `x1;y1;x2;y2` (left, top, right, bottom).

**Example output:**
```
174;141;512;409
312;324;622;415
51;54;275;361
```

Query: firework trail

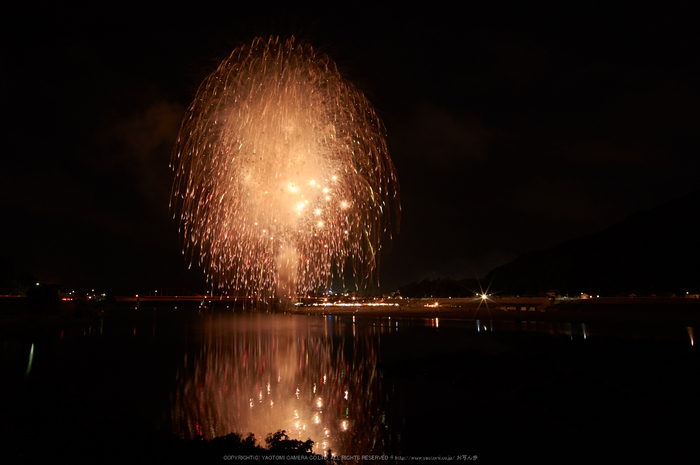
171;36;399;299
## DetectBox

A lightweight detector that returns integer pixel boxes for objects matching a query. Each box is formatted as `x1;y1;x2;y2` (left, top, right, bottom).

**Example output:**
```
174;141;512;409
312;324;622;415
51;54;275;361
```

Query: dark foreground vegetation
1;429;338;464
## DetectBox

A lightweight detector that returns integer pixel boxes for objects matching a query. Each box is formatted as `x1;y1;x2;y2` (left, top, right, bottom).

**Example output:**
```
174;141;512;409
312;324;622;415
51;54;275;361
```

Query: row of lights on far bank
28;282;106;301
57;288;106;301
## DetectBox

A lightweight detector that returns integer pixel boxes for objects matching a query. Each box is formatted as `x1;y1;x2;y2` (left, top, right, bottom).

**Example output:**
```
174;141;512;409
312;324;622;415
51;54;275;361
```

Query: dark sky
2;2;698;294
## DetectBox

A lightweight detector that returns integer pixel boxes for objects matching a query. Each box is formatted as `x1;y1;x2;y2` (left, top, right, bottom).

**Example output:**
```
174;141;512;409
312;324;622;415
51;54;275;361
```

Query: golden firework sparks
171;36;399;300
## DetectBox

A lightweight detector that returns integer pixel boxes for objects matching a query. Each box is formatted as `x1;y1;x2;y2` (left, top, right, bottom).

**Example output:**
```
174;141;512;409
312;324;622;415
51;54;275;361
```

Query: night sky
3;2;698;295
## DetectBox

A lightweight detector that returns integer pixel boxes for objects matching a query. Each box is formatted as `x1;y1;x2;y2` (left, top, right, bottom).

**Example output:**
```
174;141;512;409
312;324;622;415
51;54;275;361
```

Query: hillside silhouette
484;189;700;296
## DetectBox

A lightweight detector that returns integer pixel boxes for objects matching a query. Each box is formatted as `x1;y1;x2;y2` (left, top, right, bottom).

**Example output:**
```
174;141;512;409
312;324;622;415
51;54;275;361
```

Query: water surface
2;309;698;461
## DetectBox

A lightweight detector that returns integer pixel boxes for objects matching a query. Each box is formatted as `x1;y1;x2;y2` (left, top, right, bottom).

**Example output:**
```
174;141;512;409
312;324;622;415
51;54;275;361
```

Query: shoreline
290;297;700;324
2;297;699;338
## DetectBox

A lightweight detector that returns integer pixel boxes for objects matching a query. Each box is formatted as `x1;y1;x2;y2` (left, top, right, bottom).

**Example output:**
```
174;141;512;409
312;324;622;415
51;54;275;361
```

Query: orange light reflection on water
170;314;387;455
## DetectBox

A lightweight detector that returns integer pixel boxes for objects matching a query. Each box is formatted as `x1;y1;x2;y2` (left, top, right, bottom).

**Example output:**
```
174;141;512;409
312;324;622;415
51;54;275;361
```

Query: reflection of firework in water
170;36;399;299
170;314;395;455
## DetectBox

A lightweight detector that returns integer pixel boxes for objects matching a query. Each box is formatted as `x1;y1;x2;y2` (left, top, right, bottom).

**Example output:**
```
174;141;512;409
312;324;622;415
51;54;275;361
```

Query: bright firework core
171;36;399;300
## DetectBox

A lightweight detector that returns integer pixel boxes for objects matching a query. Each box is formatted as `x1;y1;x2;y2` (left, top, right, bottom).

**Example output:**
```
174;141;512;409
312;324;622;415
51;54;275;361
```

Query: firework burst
171;36;399;299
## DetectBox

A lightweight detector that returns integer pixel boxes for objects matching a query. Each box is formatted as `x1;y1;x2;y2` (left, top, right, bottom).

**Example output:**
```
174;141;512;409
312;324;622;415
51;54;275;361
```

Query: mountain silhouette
484;190;700;296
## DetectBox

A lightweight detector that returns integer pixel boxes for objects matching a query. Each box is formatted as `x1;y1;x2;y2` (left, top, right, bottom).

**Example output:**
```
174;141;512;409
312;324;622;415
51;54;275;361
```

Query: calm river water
2;308;699;462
